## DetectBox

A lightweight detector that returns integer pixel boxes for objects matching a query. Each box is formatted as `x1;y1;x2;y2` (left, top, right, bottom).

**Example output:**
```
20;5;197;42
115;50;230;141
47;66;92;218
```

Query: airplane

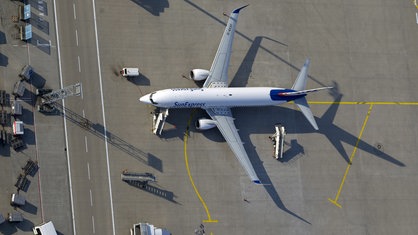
139;5;332;184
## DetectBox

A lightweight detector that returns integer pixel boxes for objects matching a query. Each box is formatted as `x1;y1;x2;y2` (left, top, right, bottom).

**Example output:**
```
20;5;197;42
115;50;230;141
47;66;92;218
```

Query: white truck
120;67;139;77
131;222;171;235
8;211;23;222
13;120;24;135
10;193;25;206
33;221;57;235
11;100;23;115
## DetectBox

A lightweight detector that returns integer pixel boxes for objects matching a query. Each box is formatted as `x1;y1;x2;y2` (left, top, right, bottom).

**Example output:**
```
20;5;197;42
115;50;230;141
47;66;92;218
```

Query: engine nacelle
189;69;209;81
196;118;217;130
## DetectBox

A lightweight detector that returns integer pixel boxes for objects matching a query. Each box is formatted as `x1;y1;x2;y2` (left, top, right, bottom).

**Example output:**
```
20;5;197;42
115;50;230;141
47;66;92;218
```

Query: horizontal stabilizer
294;97;318;130
279;87;333;96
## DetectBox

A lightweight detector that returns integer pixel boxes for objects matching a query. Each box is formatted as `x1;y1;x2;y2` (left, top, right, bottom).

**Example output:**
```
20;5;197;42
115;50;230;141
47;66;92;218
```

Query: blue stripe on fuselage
269;89;306;102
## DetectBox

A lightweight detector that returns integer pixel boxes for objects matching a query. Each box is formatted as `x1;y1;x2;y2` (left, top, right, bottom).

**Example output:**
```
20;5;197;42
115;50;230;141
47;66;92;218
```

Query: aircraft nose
139;94;151;104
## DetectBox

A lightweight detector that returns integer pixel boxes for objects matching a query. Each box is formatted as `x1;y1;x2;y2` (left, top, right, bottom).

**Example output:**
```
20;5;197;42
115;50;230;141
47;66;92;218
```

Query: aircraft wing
205;107;260;184
203;5;248;88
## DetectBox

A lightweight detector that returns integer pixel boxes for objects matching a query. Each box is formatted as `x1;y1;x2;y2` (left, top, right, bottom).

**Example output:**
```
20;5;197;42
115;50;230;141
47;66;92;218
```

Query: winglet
232;4;249;14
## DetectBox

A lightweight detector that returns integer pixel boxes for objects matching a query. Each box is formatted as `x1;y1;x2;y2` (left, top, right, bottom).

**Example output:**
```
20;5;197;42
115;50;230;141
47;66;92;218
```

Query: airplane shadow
230;36;287;88
160;85;404;224
183;0;327;88
163;109;311;223
232;89;404;168
162;107;311;223
229;36;261;88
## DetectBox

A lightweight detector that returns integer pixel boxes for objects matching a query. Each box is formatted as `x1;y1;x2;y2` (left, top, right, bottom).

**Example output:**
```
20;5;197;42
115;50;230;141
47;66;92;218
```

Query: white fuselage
140;87;300;109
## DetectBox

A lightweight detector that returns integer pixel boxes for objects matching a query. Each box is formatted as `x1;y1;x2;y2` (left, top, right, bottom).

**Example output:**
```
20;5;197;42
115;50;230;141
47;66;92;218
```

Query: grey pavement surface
2;0;418;234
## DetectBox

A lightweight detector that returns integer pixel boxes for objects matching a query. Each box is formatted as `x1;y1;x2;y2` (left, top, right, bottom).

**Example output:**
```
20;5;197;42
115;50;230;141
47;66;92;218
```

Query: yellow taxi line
310;101;417;206
328;104;374;208
184;111;218;223
183;101;418;212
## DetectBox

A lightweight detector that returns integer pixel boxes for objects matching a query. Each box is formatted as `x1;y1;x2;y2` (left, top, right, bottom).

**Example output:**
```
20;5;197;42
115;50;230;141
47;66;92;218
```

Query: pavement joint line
328;104;374;208
184;110;218;223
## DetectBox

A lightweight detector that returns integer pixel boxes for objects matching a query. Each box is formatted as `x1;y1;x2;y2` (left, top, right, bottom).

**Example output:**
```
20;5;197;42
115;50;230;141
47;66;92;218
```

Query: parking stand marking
184;111;218;223
328;104;374;208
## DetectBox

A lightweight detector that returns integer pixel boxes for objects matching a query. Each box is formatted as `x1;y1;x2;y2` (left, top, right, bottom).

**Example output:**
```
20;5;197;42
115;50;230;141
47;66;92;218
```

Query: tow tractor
269;123;286;159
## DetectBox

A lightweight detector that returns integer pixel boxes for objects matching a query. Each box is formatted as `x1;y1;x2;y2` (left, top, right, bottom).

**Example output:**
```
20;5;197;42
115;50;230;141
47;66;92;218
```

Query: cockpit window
149;92;158;104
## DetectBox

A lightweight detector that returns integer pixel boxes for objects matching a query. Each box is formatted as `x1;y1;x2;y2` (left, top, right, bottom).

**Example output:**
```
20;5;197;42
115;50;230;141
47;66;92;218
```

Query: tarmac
1;0;418;234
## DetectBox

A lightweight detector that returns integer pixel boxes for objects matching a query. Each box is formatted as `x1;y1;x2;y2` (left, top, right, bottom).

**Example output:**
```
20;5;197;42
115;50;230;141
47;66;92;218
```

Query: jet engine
189;69;209;81
196;118;217;130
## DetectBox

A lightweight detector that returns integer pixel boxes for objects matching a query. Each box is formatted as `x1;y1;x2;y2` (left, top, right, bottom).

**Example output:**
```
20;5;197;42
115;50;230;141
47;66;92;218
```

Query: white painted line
82;109;85;118
87;162;91;180
416;13;418;24
89;189;93;206
73;3;77;20
92;0;116;234
92;216;96;234
80;83;83;99
53;0;77;233
77;56;81;73
80;82;84;100
75;29;79;46
85;136;88;153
